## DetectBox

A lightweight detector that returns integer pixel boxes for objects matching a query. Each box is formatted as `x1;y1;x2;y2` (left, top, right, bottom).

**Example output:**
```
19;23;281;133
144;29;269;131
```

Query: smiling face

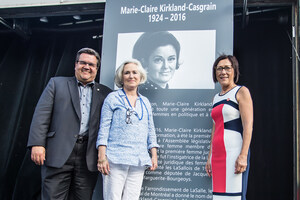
215;58;235;87
146;45;177;88
122;63;141;91
75;53;98;85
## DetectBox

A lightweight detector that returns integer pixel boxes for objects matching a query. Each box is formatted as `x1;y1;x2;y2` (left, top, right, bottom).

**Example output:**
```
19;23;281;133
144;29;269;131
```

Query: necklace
122;89;144;121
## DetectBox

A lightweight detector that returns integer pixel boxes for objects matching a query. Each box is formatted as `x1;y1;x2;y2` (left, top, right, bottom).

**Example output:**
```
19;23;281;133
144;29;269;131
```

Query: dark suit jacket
27;76;112;171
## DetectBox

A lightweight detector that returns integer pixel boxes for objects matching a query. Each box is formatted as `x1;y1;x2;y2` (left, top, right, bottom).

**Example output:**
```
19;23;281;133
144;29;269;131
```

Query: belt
75;134;88;144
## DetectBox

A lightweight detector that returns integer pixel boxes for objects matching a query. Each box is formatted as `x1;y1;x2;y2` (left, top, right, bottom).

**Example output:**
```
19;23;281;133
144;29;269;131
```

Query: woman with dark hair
205;55;253;200
132;31;180;89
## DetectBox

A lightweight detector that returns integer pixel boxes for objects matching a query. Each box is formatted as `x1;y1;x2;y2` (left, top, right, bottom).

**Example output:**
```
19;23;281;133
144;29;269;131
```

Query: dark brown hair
75;47;101;68
212;54;240;83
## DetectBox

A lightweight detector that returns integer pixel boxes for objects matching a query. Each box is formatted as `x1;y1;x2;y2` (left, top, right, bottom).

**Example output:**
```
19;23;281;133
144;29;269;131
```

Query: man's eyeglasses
126;108;134;124
77;60;97;68
216;65;232;73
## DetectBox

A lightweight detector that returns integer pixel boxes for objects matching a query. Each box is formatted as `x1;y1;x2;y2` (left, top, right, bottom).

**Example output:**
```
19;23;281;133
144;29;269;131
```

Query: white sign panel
98;0;234;200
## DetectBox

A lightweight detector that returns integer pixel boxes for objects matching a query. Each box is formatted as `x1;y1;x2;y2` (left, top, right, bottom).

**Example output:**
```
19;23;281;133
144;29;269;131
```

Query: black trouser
41;139;98;200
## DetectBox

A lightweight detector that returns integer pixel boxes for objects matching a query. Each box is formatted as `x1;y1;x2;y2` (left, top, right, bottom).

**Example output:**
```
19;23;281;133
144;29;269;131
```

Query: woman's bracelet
98;158;107;164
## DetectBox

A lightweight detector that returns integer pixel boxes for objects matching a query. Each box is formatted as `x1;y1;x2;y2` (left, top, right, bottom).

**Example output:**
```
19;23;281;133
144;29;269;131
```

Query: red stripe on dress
211;104;226;193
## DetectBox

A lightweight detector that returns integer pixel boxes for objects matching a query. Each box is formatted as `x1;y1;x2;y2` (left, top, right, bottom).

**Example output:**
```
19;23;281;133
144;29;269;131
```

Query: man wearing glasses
27;48;112;200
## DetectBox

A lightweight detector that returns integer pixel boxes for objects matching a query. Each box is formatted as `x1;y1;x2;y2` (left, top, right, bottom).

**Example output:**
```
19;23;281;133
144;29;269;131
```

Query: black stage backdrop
0;6;293;200
0;26;104;200
234;6;293;200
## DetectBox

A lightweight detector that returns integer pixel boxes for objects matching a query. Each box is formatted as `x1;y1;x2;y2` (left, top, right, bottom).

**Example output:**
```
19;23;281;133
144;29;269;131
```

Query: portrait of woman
132;31;180;90
96;59;159;200
205;55;253;200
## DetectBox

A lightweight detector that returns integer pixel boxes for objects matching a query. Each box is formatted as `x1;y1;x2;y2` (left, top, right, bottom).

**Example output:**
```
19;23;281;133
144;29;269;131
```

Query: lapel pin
97;88;100;91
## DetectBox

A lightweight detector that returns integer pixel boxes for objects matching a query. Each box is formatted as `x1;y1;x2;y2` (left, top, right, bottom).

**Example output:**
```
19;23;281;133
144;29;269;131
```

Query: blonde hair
114;59;147;88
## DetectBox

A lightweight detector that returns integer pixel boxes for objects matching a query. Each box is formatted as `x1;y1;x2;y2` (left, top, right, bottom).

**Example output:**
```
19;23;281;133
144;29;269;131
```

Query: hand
235;154;248;174
31;146;46;165
149;156;158;171
205;159;212;177
97;157;110;175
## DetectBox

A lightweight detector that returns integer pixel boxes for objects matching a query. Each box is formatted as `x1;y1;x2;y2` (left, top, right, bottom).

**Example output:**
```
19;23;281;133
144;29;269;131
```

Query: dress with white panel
211;85;250;200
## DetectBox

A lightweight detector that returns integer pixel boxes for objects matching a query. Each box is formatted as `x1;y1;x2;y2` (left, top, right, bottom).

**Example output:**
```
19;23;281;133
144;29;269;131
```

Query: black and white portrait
115;30;216;90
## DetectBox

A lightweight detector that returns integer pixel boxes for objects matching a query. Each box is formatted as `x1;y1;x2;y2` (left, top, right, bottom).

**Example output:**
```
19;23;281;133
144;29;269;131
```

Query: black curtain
0;26;104;200
234;7;293;200
0;6;294;200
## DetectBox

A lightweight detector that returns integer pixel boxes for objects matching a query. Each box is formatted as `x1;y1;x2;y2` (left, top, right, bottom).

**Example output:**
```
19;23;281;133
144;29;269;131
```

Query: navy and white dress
211;86;250;200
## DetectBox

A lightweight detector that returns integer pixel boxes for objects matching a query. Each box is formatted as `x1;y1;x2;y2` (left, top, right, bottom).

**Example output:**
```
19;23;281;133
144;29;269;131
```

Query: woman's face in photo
146;44;177;88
